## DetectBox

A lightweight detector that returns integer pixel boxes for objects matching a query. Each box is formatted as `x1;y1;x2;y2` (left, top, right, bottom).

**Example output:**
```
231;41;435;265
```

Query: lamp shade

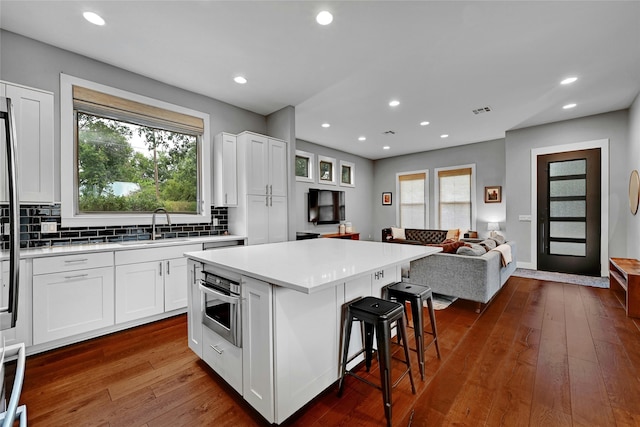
487;222;500;231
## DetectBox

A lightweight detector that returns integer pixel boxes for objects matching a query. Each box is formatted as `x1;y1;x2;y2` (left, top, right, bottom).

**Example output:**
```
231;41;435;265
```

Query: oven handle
199;283;242;304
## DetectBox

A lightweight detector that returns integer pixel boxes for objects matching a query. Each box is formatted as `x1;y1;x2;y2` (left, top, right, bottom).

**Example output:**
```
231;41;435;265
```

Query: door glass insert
550;221;585;239
549;159;586;177
550;241;586;256
549;179;586;197
550;200;586;217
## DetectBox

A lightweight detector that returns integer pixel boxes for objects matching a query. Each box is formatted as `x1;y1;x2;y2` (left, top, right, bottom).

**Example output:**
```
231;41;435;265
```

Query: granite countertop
0;234;247;261
185;238;442;294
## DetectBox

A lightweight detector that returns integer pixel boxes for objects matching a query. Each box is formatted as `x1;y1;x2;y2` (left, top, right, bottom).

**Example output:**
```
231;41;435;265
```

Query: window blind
438;168;471;230
399;172;426;228
73;85;204;135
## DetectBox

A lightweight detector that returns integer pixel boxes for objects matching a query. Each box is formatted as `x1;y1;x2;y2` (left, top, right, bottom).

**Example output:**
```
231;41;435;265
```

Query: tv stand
322;232;360;240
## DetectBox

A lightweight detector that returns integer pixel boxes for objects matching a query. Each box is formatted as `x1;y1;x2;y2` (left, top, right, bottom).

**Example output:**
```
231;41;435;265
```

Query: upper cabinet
229;131;288;245
241;132;287;197
0;81;55;203
213;132;238;207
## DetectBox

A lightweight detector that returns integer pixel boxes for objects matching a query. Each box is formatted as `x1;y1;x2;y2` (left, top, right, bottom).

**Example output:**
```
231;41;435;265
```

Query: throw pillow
427;241;467;253
456;243;487;256
480;239;497;250
391;227;406;240
446;228;460;241
489;234;506;245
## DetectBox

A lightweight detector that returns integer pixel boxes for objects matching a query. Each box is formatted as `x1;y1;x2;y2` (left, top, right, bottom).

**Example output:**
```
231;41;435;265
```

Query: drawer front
33;252;113;275
202;326;243;394
115;244;202;265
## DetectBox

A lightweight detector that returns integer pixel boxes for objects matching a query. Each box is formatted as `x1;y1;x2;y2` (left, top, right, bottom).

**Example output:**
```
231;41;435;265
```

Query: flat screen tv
308;188;345;224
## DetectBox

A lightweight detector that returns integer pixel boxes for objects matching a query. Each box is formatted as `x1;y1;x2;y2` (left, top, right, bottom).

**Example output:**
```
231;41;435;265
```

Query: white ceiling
1;1;639;160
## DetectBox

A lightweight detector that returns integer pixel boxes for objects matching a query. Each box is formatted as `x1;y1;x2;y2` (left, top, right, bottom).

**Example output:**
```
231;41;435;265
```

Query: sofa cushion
480;239;497;250
405;229;447;244
390;227;406;240
456;243;487;256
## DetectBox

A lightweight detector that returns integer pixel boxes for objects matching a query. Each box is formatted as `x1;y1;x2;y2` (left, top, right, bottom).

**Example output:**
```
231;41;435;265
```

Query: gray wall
267;106;297;241
295;140;375;240
505;110;629;267
628;95;640;259
0;30;267;203
372;138;506;241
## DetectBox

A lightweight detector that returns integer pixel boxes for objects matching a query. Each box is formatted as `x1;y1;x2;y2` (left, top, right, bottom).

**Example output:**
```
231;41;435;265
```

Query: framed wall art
382;192;392;206
484;186;502;203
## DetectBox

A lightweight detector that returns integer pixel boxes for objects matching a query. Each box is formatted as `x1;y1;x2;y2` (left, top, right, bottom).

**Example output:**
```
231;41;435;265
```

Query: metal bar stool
338;296;416;427
383;280;441;381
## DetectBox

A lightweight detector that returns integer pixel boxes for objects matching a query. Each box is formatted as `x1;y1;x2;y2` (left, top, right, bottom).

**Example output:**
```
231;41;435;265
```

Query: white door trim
530;139;609;277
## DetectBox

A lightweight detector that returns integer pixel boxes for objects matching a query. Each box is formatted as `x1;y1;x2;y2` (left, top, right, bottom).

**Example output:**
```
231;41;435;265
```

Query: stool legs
425;294;441;360
408;295;426;380
337;306;353;397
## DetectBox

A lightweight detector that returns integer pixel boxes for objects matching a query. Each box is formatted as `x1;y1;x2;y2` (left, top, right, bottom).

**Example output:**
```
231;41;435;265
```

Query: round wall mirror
629;170;640;215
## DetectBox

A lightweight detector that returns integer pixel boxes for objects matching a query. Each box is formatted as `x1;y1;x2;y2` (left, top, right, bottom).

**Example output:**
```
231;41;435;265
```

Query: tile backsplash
0;204;229;250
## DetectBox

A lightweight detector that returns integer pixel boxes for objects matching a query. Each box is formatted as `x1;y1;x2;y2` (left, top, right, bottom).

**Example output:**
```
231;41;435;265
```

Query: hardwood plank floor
15;276;640;426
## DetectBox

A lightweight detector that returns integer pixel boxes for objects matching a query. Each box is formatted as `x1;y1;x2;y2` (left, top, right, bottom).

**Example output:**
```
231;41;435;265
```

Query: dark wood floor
17;276;640;426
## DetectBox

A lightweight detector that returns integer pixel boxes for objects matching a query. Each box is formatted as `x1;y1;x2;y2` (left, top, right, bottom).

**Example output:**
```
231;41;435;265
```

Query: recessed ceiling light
233;76;247;84
383;146;390;150
321;123;331;128
316;11;333;25
420;121;430;126
563;103;577;109
561;77;578;85
440;134;449;138
389;100;400;107
83;11;105;26
358;136;366;141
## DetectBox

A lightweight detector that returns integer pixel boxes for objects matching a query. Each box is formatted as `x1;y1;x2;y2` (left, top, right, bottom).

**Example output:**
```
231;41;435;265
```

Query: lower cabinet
115;261;164;323
202;326;243;394
115;244;201;323
33;265;115;345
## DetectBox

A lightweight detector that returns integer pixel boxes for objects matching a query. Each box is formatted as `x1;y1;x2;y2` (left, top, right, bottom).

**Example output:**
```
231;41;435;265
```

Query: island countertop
185;238;441;293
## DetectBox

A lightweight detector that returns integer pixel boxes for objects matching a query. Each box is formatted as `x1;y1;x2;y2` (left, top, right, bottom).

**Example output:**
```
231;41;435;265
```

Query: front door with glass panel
537;149;601;276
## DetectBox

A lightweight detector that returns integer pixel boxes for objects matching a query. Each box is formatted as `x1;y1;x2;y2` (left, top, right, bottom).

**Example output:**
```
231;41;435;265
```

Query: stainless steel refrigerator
0;96;27;426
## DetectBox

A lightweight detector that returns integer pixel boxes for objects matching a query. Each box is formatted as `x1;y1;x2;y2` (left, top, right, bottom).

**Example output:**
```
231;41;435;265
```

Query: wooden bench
609;257;640;318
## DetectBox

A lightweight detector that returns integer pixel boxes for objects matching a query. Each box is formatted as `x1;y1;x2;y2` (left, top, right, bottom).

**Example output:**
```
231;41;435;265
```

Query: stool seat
385;280;441;381
338;296;415;427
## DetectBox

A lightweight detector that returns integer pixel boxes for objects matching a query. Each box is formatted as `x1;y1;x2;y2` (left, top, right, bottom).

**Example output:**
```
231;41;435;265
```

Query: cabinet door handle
166;261;170;275
210;344;223;355
159;262;163;276
225;193;228;204
64;258;88;264
64;273;88;280
269;184;273;195
265;184;269;195
269;196;273;207
265;196;269;207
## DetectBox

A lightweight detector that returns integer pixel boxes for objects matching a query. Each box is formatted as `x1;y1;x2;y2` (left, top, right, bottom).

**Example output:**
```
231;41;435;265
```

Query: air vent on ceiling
382;130;396;135
472;106;492;115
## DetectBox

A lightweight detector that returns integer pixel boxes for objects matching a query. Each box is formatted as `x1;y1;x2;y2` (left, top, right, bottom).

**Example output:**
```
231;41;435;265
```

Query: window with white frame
60;74;211;226
397;171;428;228
436;166;475;230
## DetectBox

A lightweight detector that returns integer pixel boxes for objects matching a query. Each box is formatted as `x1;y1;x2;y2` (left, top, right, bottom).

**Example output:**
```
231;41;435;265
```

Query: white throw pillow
391;227;406;240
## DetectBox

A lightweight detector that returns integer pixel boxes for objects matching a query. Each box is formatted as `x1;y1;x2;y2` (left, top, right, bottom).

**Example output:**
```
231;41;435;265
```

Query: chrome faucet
151;208;171;240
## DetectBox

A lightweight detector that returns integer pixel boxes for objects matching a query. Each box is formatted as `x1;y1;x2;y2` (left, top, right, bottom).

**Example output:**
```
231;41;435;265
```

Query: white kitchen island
185;239;441;424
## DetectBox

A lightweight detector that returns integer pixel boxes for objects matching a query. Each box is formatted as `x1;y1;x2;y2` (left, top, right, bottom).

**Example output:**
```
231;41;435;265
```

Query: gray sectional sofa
382;228;517;312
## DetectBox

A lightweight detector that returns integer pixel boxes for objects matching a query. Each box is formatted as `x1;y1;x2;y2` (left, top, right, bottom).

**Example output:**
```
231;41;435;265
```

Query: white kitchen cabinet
242;276;274;422
115;261;164;323
230;131;288;245
0;260;32;347
0;81;54;203
213;132;237;207
187;259;203;357
32;253;115;345
115;244;201;323
203;326;243;394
